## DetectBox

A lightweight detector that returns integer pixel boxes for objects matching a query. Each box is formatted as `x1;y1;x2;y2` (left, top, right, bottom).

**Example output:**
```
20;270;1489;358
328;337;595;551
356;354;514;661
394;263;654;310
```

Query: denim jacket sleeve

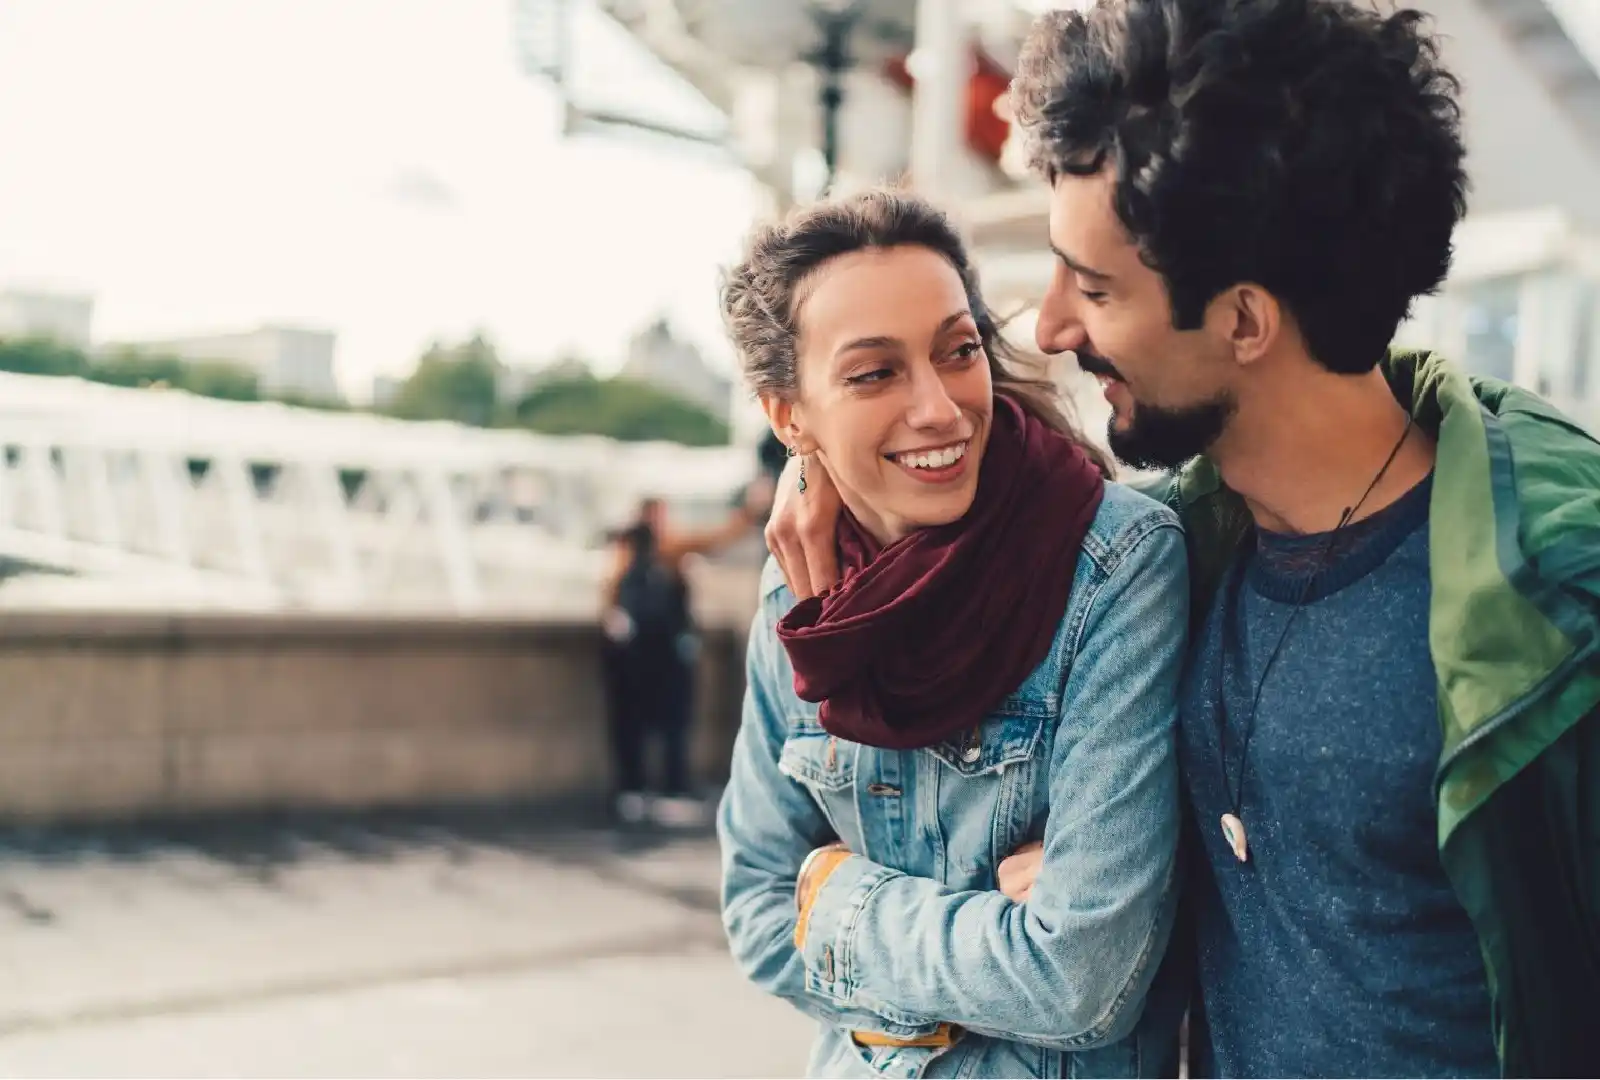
717;606;949;1040
796;518;1187;1049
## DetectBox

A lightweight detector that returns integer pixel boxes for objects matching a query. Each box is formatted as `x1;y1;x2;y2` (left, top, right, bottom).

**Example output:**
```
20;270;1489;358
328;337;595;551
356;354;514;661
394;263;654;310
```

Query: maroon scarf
777;395;1106;750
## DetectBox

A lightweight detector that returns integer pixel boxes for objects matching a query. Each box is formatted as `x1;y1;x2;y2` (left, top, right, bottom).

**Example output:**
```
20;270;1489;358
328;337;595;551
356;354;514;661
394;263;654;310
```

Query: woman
715;189;1189;1078
601;495;758;826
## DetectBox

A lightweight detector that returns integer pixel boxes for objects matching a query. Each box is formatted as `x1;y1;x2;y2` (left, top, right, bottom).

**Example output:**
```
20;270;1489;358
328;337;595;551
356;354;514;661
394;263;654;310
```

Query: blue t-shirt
1179;476;1499;1078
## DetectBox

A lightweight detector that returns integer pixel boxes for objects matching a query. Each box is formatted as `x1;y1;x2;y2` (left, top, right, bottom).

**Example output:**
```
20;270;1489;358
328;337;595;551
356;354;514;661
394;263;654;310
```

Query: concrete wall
0;613;747;825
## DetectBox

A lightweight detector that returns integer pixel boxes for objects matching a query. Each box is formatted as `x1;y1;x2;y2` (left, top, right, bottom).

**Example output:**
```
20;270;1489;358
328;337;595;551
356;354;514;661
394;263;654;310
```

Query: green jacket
1153;350;1600;1078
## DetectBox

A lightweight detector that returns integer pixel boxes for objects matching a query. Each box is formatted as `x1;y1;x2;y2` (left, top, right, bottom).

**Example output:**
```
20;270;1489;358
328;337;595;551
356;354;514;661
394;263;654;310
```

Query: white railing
0;372;756;614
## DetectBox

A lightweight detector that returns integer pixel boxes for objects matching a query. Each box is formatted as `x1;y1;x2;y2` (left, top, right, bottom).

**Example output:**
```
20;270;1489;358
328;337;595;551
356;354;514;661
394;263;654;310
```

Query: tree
385;334;501;426
86;348;259;400
0;337;92;378
514;373;729;446
90;348;189;389
275;391;350;412
178;360;260;401
0;328;728;448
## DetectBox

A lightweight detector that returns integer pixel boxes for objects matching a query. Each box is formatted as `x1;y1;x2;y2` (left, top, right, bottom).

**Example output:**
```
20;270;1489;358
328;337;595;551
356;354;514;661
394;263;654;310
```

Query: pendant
1220;813;1249;863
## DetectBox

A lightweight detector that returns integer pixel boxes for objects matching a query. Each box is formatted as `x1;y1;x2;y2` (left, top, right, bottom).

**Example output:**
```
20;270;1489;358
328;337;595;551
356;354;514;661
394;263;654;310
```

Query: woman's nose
906;369;961;429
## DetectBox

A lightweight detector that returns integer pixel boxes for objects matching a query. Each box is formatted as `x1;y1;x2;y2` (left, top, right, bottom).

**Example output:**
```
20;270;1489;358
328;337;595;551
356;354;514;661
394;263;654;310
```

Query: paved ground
0;809;815;1077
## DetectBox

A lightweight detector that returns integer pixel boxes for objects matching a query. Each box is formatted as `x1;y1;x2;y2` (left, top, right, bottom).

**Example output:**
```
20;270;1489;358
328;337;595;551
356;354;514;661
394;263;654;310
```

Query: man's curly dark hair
1010;0;1469;375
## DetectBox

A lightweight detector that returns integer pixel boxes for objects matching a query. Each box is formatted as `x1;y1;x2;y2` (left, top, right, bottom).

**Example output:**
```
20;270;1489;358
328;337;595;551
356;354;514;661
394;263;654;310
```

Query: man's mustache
1074;349;1125;383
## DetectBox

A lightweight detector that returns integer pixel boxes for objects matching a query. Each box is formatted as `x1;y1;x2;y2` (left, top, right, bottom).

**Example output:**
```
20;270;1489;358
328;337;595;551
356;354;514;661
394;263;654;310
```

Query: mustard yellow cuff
793;848;852;948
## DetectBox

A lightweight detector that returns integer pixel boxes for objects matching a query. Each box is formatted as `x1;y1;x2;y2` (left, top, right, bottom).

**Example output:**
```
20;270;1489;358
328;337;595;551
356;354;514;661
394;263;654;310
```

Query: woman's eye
846;368;892;385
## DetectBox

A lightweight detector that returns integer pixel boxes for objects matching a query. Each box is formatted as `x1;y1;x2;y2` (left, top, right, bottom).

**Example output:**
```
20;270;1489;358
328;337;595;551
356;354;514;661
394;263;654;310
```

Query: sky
0;0;766;399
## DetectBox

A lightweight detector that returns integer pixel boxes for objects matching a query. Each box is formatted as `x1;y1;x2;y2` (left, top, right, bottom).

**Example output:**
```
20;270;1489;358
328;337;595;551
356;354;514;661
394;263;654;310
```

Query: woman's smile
886;439;971;484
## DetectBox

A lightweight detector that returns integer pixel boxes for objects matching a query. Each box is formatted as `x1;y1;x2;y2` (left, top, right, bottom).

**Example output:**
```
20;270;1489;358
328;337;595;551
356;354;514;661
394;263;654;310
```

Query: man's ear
1209;282;1281;368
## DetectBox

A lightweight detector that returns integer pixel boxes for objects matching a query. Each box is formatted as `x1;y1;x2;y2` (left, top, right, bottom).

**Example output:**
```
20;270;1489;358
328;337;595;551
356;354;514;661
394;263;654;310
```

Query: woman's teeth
894;441;967;470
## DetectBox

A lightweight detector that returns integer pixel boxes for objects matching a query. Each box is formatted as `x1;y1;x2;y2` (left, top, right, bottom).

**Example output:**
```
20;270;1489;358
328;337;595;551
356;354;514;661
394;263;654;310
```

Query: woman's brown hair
719;187;1111;476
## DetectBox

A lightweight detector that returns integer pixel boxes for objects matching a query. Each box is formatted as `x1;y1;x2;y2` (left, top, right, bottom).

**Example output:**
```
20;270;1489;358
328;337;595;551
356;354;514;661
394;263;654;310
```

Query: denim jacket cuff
799;854;896;1005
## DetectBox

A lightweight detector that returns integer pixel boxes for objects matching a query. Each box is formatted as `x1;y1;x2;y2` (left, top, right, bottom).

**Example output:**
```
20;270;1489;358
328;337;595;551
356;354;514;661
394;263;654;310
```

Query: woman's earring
786;438;808;494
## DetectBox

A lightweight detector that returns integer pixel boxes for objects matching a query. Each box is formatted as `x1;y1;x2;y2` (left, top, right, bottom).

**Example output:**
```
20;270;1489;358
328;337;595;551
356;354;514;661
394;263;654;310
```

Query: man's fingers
801;515;840;594
796;454;842;594
771;526;815;600
765;517;791;586
761;448;844;599
763;453;820;598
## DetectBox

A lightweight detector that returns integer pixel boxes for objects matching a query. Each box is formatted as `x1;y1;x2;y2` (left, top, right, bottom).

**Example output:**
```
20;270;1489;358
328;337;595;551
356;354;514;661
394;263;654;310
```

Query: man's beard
1074;348;1234;471
1107;393;1235;471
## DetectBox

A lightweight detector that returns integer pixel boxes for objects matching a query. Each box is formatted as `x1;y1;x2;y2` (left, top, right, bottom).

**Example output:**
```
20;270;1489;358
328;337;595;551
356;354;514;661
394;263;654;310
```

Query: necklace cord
1218;414;1418;817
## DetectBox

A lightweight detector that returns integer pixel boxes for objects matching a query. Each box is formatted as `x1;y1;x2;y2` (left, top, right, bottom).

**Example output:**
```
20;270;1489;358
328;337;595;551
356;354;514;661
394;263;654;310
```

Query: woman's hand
764;452;842;599
998;840;1043;903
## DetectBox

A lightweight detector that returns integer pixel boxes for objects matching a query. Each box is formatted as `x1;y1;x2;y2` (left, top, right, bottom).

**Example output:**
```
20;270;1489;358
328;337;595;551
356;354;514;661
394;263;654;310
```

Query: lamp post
802;0;865;193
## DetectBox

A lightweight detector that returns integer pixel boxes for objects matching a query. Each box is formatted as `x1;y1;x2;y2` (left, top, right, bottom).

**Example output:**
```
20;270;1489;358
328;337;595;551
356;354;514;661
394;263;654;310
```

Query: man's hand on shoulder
764;451;843;599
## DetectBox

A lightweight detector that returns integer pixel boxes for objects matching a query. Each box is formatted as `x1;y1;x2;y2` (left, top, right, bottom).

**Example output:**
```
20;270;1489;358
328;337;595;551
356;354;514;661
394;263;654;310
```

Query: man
761;1;1599;1076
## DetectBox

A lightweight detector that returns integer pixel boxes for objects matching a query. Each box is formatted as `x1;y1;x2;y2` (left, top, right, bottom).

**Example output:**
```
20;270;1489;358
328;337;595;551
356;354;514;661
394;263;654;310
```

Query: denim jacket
718;482;1189;1079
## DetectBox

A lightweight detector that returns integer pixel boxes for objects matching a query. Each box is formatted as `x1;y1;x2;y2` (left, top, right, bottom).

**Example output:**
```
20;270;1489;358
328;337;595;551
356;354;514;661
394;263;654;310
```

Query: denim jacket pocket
779;719;856;790
926;707;1048;777
779;717;858;841
925;709;1050;884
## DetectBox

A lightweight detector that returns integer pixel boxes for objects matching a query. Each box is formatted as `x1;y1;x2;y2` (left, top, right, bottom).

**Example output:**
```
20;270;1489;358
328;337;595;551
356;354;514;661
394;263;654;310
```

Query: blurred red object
884;45;1011;164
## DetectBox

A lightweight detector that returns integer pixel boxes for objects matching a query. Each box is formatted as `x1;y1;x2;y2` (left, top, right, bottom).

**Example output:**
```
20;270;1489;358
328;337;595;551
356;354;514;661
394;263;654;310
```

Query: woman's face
764;245;993;545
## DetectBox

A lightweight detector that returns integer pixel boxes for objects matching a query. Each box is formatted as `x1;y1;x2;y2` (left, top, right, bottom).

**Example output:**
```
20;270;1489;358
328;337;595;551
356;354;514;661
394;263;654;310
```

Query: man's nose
1035;275;1088;356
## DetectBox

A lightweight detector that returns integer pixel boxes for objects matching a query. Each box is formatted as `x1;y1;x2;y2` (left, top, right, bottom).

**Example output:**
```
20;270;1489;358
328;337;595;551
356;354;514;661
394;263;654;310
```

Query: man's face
1034;170;1237;470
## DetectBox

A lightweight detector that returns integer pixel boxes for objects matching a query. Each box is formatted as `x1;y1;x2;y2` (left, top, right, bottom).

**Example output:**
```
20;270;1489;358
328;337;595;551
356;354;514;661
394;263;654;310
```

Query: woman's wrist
793;842;851;948
796;842;848;900
795;845;830;899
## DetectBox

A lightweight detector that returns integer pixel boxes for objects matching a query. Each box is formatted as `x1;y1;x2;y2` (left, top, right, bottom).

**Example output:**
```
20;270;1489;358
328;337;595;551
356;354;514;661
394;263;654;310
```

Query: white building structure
622;317;733;420
118;324;342;402
0;289;96;349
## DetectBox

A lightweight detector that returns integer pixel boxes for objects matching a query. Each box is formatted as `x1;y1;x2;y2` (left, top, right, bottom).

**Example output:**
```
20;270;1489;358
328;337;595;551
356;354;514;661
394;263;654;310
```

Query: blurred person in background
602;493;762;827
717;188;1189;1078
765;2;1600;1076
